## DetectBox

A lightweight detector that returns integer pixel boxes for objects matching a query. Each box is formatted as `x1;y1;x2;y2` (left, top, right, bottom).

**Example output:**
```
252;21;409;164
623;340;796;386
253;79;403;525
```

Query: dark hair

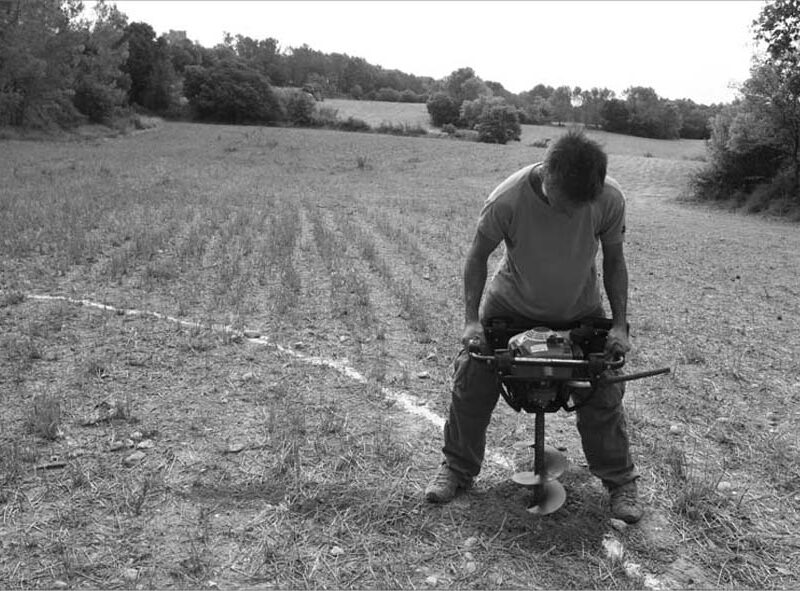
542;128;607;203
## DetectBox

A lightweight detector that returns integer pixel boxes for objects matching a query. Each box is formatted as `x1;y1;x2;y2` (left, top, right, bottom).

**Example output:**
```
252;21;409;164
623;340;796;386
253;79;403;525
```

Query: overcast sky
92;1;766;105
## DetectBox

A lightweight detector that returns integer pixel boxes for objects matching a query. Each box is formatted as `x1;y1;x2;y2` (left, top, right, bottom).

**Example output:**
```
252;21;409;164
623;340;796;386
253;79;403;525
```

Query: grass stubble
0;117;798;588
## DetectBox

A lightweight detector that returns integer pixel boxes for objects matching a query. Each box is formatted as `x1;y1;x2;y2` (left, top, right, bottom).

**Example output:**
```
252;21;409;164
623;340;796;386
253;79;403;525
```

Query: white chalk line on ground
21;292;663;589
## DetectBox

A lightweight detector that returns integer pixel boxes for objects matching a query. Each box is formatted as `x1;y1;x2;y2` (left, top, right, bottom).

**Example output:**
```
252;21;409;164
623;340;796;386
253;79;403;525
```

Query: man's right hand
461;321;486;351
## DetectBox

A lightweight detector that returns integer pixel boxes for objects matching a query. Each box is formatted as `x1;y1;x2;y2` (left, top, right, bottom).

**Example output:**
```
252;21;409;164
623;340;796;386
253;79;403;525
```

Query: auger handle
599;366;671;384
468;349;626;371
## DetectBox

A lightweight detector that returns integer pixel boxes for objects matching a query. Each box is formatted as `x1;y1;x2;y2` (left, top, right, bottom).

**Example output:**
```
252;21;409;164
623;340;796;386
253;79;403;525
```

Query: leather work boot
425;463;472;503
609;480;644;524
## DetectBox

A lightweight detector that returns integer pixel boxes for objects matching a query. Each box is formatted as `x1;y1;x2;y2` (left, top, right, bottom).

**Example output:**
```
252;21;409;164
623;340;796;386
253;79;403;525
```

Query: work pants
441;346;639;489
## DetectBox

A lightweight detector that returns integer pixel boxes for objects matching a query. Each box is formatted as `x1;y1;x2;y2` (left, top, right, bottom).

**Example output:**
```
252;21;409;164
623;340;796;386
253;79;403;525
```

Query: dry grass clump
27;391;63;440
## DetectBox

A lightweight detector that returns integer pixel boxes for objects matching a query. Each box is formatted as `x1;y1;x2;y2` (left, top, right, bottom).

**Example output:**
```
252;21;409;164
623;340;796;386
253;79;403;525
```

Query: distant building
165;30;187;44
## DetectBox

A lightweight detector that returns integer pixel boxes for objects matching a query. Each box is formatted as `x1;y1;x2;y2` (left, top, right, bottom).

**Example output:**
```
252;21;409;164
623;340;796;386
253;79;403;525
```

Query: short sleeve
598;180;626;245
476;196;513;244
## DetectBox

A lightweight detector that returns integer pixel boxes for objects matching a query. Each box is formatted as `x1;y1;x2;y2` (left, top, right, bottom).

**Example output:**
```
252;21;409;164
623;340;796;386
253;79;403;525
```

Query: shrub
73;79;126;124
312;106;339;127
426;92;460;127
460;95;505;129
692;142;785;201
337;117;371;132
375;87;402;102
375;121;427;136
476;103;521;144
400;89;422;103
184;61;285;124
284;90;316;126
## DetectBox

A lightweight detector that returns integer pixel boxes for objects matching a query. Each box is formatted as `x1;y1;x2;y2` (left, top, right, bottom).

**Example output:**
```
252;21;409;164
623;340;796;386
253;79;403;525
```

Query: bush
476;103;521;144
184;61;285;124
375;87;402;102
73;79;125;124
284;90;316;126
400;89;422;103
426;92;460;127
460;96;506;129
692;143;785;201
337;116;371;132
375;121;427;136
312;106;339;127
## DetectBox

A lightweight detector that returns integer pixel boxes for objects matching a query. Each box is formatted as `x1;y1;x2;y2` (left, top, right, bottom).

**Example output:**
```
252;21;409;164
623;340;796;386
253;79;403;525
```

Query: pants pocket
451;349;470;392
572;374;625;409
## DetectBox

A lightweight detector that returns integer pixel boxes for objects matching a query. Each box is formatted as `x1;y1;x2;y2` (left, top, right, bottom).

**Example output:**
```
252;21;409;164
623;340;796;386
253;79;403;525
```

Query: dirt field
1;119;798;589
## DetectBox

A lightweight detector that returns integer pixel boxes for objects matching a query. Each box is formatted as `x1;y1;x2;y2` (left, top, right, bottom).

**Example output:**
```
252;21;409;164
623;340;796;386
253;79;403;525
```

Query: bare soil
1;120;798;589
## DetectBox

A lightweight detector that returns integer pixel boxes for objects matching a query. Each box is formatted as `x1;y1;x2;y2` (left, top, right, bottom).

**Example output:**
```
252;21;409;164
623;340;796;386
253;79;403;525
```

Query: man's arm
601;241;631;355
462;230;500;347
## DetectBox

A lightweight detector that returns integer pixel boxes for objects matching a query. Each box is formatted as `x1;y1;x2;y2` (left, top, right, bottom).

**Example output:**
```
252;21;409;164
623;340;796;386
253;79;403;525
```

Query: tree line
1;0;717;140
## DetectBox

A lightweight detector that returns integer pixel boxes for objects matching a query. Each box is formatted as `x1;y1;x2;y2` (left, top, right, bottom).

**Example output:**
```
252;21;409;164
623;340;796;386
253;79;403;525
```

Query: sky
89;1;766;105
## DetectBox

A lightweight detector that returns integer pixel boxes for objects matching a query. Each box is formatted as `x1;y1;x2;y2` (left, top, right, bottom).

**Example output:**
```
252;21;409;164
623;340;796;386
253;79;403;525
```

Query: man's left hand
605;324;631;358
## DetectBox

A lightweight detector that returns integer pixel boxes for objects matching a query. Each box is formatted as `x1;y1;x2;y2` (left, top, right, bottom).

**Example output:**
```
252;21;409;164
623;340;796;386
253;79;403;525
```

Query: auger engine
469;317;670;515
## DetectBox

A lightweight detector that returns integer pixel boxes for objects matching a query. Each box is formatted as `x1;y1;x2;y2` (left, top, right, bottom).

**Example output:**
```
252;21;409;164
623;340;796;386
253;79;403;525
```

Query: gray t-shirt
477;162;626;324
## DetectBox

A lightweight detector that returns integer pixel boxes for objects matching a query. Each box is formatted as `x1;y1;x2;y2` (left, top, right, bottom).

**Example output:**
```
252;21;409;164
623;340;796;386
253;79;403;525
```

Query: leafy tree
695;0;800;209
460;95;505;129
548;85;573;125
622;86;682;139
231;34;287;86
0;0;84;127
142;38;179;112
72;0;129;123
461;76;492;102
519;95;551;124
674;98;715;139
578;87;615;128
753;0;800;196
426;92;460;127
528;83;554;100
375;87;401;102
600;98;630;133
399;88;422;103
658;101;683;140
122;22;157;106
283;88;315;125
284;44;328;88
485;80;516;104
341;56;376;96
164;37;204;74
475;102;521;144
444;67;477;103
693;102;785;202
624;86;662;137
183;60;284;124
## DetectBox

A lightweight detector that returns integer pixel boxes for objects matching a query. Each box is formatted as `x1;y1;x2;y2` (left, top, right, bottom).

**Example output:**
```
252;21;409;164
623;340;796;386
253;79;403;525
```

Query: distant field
324;98;434;130
322;98;708;161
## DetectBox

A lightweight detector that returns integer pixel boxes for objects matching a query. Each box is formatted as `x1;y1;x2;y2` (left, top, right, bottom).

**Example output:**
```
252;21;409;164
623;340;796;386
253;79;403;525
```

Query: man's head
541;128;607;207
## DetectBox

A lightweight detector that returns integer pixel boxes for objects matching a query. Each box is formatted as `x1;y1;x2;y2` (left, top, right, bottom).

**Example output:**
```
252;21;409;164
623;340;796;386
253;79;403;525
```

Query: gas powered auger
469;317;670;516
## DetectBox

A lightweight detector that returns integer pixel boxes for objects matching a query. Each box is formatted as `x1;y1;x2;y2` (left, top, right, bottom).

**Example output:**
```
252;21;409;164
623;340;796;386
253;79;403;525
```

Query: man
425;129;643;523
